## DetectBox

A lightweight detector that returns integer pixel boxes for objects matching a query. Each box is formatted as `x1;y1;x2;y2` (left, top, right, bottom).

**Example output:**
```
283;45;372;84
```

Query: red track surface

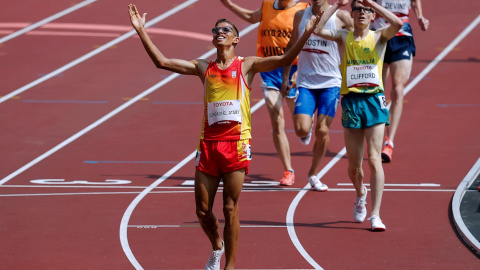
0;0;479;269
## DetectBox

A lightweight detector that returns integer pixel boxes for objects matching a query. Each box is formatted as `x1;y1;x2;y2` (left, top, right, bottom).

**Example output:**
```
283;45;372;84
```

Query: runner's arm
336;9;354;31
219;0;262;23
362;0;403;40
411;0;429;31
248;15;321;74
281;10;304;96
128;4;207;77
313;2;345;43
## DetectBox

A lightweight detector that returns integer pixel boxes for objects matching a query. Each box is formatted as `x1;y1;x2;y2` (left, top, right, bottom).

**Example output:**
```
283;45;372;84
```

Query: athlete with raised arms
313;0;402;230
128;4;320;268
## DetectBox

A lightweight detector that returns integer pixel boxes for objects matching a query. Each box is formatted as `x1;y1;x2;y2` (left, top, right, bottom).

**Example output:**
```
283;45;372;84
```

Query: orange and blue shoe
381;143;393;163
279;171;295;186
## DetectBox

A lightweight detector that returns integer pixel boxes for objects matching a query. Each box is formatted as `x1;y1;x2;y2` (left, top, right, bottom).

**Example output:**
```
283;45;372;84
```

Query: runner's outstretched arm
219;0;262;24
281;9;304;96
128;4;207;77
313;0;348;42
248;15;321;74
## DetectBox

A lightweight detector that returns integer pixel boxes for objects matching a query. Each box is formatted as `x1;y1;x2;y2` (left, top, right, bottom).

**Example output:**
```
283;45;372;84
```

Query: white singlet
296;7;342;89
372;0;411;30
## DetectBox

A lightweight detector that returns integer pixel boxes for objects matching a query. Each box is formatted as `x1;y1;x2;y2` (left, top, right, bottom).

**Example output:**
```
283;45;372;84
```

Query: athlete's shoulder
296;2;309;8
241;55;261;63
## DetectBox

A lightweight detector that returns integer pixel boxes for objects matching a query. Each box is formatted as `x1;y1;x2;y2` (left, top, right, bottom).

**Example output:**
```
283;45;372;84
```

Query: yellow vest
340;31;384;95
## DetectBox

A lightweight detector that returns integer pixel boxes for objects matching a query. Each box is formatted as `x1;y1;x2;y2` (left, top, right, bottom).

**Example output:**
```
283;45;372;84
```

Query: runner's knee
223;200;238;221
196;205;213;221
348;166;363;181
315;125;329;140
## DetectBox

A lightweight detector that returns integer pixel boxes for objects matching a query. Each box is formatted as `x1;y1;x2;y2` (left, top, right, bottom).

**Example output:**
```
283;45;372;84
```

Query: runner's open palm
128;4;146;30
336;0;350;7
356;0;376;7
305;15;321;33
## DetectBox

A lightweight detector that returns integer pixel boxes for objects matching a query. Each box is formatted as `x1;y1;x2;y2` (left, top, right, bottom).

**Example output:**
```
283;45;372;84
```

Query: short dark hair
351;0;377;10
215;18;239;37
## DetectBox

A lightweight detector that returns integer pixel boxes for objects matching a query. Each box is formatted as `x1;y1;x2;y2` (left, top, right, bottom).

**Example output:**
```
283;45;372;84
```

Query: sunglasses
211;26;235;36
352;6;375;14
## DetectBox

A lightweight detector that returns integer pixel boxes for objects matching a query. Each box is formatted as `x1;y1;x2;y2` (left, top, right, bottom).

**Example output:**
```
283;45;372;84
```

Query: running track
0;0;479;269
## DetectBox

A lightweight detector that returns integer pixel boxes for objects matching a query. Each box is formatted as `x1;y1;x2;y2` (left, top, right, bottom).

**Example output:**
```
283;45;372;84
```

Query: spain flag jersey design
200;57;252;141
256;0;309;65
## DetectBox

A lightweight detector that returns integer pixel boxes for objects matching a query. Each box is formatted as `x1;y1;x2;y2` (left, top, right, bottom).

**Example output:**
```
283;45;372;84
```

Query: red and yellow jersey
200;56;252;141
256;0;309;65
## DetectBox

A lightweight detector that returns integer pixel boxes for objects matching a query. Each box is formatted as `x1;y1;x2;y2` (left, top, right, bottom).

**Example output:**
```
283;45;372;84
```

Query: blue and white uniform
294;7;341;118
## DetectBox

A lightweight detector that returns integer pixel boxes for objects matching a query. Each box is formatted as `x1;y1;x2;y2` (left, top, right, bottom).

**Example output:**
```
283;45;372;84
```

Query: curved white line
120;150;197;269
286;148;346;270
285;14;480;269
0;0;97;44
452;157;480;254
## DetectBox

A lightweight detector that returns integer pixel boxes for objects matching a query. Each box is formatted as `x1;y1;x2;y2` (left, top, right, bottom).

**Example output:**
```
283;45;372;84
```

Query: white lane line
119;23;260;270
286;148;346;270
0;0;199;186
0;187;456;197
452;157;480;255
337;183;441;187
0;0;97;44
128;225;288;228
403;14;480;96
0;0;199;104
286;14;480;270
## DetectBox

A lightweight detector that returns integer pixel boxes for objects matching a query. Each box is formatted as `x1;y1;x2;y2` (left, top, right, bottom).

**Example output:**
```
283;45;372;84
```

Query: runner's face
351;3;375;25
212;22;238;46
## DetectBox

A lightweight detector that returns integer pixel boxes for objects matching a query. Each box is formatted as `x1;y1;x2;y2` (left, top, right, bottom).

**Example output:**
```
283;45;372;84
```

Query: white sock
384;140;394;148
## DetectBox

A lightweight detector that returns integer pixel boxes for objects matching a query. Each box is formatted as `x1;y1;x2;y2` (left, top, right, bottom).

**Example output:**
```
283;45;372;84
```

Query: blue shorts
260;65;297;91
294;86;340;118
341;92;389;129
384;23;416;64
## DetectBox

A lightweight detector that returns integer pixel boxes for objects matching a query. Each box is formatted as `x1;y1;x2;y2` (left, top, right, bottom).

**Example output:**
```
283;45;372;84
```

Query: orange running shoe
279;171;295;186
381;144;393;163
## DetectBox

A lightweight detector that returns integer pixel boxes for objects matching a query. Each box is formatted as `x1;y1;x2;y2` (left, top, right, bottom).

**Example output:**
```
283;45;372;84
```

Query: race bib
382;0;410;16
346;64;380;88
207;99;242;126
241;142;252;161
378;95;387;110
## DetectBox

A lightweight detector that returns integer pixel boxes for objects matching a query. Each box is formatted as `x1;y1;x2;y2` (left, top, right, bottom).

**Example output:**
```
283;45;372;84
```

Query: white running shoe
353;186;367;223
204;241;224;270
368;215;386;231
299;120;314;145
308;175;328;191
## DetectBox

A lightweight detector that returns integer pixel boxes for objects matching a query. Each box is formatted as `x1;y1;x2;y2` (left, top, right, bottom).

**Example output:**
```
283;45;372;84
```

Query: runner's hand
128;4;147;30
356;0;376;8
290;71;298;89
418;16;429;31
336;0;350;7
281;84;291;97
305;15;322;33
